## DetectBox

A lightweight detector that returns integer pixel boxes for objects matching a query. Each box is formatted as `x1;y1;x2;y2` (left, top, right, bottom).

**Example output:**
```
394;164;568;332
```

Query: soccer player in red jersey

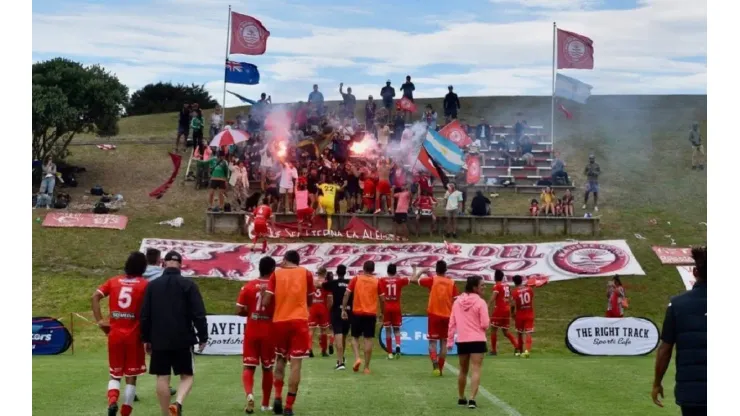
236;256;277;414
91;252;149;416
250;198;273;253
416;261;459;376
487;270;519;355
309;268;332;357
511;274;536;358
379;263;410;359
262;250;315;416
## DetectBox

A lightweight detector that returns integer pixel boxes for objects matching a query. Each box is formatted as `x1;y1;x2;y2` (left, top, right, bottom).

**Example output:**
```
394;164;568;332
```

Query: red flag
230;12;270;55
416;147;448;187
558;103;573;120
439;120;473;148
396;97;417;113
149;153;182;199
465;154;481;184
557;28;594;69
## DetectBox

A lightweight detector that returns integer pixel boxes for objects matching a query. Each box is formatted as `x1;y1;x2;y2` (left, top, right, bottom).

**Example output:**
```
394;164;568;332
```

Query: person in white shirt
229;159;249;210
278;161;298;214
210;105;224;138
444;183;464;238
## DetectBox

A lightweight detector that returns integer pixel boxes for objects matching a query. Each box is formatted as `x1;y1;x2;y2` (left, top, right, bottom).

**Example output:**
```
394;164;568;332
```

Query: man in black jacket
652;247;707;416
443;86;460;121
380;80;396;113
141;251;208;416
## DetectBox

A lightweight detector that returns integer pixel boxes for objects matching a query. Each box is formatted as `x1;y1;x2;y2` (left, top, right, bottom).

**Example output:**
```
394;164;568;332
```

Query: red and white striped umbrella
210;127;249;147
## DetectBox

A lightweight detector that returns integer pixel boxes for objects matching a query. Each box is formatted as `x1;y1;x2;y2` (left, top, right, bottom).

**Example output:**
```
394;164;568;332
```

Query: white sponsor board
676;266;696;290
195;315;244;356
140;239;645;282
566;316;659;356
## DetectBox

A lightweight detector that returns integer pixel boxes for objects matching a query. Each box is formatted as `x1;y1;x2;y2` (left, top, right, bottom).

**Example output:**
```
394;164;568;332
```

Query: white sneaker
582;204;587;210
387;353;394;360
260;406;272;412
594;206;599;212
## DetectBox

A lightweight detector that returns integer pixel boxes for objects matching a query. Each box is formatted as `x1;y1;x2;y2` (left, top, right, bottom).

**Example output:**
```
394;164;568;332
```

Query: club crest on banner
565;35;588;64
237;20;265;49
551;243;630;275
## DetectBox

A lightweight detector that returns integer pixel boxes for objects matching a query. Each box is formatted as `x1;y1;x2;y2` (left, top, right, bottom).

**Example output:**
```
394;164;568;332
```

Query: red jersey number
98;276;148;336
514;287;534;311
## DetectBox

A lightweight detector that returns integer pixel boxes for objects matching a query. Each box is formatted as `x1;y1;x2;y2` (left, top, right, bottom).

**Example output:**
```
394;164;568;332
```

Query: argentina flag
422;129;465;174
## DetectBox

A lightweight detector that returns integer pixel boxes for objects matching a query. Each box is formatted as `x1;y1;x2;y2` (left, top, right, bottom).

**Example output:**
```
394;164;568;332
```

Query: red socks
107;389;120;406
120;404;132;416
439;357;446;374
320;334;327;353
386;332;393;354
286;392;297;410
261;370;273;407
525;334;533;351
490;332;498;352
330;335;335;345
394;334;401;349
518;334;524;351
274;379;284;401
430;350;438;364
242;367;256;396
506;332;519;349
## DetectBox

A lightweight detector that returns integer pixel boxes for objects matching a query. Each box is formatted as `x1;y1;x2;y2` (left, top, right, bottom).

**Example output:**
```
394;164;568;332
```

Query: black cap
164;251;182;263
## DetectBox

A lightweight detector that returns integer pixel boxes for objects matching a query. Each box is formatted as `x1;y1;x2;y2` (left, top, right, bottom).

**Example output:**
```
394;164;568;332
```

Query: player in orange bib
342;260;383;374
379;263;410;359
236;256;277;414
511;274;536;358
262;250;315;416
250;199;273;253
309;268;332;357
487;270;519;355
416;260;459;376
91;252;149;416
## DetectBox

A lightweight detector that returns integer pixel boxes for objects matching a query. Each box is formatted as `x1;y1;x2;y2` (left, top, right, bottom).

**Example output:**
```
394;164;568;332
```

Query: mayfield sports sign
139;239;645;282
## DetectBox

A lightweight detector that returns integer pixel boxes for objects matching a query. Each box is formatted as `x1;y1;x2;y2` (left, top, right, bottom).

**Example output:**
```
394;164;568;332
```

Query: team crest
238;21;265;48
564;36;587;64
551;243;629;275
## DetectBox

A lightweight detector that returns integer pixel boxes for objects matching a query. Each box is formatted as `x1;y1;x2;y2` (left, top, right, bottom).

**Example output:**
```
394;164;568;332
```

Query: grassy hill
33;95;706;414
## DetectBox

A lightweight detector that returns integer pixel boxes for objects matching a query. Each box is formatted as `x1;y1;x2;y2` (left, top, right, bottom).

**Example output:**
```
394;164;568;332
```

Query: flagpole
551;21;556;152
223;5;232;118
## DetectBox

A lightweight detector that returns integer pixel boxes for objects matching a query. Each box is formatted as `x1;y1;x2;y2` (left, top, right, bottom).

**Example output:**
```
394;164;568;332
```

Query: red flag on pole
439;120;473;148
557;28;594;69
558;103;573;120
230;12;271;55
465;154;481;185
396;97;417;113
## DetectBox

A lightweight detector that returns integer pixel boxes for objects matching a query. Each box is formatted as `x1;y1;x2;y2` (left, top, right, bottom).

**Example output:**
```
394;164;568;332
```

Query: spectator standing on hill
474;119;491;149
470;191;491;216
176;103;191;152
689;122;705;170
38;155;57;197
392;113;406;143
551;152;569;185
365;96;377;134
141;251;208;416
308;84;324;115
190;109;204;149
208;152;229;212
339;83;356;118
144;248;164;281
652;247;706;416
444;184;464;238
583;154;601;212
380;80;396;114
423;105;438;130
400;76;415;121
210;104;224;138
444;86;461;121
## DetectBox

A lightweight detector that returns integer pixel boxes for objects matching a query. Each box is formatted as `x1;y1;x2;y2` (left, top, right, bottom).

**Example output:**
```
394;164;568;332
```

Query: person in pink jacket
447;275;490;409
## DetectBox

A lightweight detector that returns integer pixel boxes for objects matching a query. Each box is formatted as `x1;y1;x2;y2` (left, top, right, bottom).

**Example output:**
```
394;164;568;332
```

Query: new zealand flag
224;60;260;85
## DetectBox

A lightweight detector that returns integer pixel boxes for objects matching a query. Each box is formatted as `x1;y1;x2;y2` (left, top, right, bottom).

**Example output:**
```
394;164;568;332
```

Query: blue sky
32;0;706;107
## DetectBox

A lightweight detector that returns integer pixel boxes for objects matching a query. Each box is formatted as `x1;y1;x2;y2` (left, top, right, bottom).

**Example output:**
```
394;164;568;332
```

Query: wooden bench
205;212;599;237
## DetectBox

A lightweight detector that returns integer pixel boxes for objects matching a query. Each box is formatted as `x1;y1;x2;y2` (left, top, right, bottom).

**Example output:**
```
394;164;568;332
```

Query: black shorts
209;179;227;190
178;125;189;136
332;310;351;336
394;213;408;224
150;348;195;376
456;341;487;355
266;187;279;200
351;314;377;339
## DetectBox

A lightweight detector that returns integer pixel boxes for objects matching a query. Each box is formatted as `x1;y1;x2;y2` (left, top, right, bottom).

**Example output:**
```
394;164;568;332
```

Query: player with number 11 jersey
379;264;410;359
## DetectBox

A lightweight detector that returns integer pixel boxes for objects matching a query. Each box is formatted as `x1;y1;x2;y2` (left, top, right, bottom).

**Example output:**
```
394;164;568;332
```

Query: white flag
555;73;592;104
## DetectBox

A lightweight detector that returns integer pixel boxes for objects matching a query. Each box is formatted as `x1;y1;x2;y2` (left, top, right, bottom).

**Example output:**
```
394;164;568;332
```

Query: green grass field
33;95;705;415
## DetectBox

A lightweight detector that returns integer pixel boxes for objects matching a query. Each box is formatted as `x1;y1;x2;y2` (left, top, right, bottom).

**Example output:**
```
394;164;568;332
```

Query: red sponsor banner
230;12;270;55
138;239;644;281
465;154;481;184
557;28;594;69
248;216;398;241
42;213;128;230
439;120;473;148
652;246;694;265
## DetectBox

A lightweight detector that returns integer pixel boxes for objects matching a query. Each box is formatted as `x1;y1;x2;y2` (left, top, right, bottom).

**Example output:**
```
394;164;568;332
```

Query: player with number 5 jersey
91;252;150;416
488;270;520;355
511;274;536;358
379;263;410;359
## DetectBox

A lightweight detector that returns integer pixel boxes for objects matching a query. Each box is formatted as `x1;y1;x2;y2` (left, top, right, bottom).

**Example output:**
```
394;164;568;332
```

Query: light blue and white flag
555;73;592;104
422;129;465;174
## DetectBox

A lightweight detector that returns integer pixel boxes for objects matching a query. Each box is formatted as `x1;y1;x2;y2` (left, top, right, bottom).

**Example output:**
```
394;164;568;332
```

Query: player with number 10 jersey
511;274;535;358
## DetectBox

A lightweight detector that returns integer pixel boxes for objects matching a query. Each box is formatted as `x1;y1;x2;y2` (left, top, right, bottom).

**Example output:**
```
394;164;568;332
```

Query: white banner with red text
139;239;645;282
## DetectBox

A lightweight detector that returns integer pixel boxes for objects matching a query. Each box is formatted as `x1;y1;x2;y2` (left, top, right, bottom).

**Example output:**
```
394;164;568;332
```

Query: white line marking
445;363;523;416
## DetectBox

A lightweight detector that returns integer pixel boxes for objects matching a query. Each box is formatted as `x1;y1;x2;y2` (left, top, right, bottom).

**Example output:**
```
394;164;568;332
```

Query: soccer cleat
468;400;478;409
432;369;441;377
457;398;468;407
523;350;530;359
273;399;283;415
352;359;362;372
108;403;118;416
329;345;334;355
246;394;255;414
335;362;346;370
283;409;295;416
388;353;394;360
308;350;314;358
134;394;140;402
260;406;272;412
514;351;521;357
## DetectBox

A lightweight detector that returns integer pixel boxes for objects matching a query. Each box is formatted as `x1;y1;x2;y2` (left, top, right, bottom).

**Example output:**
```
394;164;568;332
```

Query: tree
126;82;218;116
32;58;128;161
